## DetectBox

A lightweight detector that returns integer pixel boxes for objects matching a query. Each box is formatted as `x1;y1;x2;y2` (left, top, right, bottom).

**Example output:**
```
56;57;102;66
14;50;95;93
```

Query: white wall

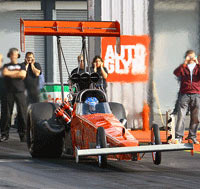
101;0;149;129
0;1;40;11
0;1;40;61
56;1;87;10
0;2;45;73
153;0;199;113
0;11;20;63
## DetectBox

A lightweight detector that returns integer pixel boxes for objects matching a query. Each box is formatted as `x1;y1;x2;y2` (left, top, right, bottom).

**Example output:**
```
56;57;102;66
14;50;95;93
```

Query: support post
41;0;56;82
57;36;64;102
88;0;101;61
82;36;87;72
148;0;155;125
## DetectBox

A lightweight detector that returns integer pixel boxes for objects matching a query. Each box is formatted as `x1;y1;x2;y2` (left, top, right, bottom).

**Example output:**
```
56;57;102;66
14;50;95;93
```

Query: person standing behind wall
0;54;6;100
173;50;200;144
22;52;42;104
0;54;7;135
92;56;108;93
1;48;27;142
71;54;88;91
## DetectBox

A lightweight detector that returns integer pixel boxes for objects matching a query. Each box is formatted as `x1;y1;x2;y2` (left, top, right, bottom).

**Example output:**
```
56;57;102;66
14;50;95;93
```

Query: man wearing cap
1;48;27;142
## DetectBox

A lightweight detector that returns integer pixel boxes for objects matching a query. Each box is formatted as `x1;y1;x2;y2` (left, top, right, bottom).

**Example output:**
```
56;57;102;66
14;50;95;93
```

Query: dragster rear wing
20;18;120;52
75;143;193;163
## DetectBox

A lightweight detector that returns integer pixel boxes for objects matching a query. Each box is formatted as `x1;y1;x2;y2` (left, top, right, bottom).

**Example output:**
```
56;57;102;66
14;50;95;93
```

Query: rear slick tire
27;103;64;158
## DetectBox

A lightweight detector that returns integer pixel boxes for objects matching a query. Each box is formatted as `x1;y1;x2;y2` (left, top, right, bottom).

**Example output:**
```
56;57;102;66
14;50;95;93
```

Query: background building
153;0;199;113
0;0;87;83
90;0;200;127
97;0;150;129
0;0;199;128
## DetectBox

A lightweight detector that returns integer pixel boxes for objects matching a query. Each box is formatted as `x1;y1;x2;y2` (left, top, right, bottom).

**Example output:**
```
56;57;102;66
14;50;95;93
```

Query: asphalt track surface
0;129;200;189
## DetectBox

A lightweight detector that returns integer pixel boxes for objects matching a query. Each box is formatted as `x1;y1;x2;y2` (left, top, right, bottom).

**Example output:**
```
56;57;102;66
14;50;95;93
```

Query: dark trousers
0;94;9;134
27;90;39;104
1;92;27;137
176;94;200;139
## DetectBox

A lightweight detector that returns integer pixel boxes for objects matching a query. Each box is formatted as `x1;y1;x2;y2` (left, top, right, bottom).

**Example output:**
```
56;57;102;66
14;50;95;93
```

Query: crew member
22;52;42;104
173;50;200;144
92;56;108;93
71;54;89;91
0;54;7;140
0;54;6;100
1;48;27;142
198;54;200;63
71;54;85;75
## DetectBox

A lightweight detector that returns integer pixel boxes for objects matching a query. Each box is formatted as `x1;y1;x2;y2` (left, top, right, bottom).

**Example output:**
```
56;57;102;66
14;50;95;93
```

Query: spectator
38;73;48;102
71;54;90;91
92;56;108;93
198;54;200;63
173;50;200;144
1;48;27;142
22;52;42;104
173;55;200;115
0;54;7;133
172;77;190;116
172;78;181;115
0;54;3;71
0;54;6;98
71;54;85;75
39;72;45;90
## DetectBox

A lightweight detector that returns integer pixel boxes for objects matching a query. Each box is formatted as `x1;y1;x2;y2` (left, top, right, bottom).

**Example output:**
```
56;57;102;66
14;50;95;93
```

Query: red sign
101;35;150;83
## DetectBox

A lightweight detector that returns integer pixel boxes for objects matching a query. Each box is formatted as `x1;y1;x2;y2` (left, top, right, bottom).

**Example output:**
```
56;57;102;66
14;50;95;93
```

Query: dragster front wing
75;143;193;163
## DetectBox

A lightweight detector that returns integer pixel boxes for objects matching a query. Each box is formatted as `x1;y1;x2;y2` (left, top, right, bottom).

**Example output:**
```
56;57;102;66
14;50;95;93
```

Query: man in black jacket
0;54;7;138
71;54;84;75
0;54;6;97
71;54;90;91
1;48;27;142
22;52;42;104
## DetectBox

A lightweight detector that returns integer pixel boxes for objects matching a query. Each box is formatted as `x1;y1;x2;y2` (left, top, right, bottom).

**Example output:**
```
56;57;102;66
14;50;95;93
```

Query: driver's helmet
85;97;99;113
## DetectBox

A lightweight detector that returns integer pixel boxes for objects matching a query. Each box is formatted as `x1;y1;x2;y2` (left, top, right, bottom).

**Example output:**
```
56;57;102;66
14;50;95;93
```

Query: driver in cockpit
85;97;99;114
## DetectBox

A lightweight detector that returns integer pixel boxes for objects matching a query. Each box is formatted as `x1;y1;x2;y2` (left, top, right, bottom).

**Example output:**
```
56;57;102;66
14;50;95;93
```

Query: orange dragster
22;19;193;168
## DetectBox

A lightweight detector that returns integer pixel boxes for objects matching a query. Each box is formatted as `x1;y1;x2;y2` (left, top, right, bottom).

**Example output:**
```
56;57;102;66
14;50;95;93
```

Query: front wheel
151;124;162;165
96;127;107;168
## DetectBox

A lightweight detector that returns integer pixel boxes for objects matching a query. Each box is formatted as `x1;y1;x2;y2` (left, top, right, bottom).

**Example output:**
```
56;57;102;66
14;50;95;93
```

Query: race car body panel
71;112;139;160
